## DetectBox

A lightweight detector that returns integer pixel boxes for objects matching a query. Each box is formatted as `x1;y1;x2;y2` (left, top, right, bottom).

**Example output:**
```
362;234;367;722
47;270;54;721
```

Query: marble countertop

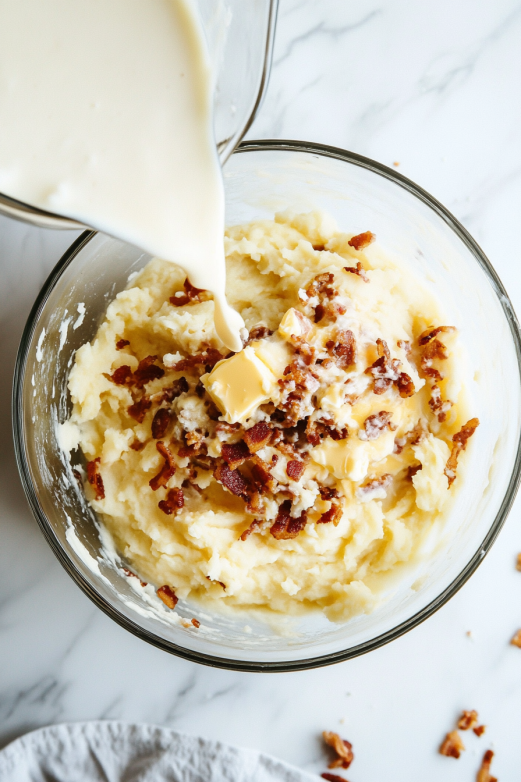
1;0;521;779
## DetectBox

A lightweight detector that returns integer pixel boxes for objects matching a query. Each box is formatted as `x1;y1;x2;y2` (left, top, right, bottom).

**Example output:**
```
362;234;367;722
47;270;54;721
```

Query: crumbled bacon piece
250;457;275;493
418;325;456;345
286;460;304;480
306;272;335;298
317;502;342;525
151;408;170;439
169;277;206;307
397;339;411;355
323;731;354;770
172;347;223;372
87;457;105;500
458;710;479;730
109;365;133;385
214;462;251;499
270;500;307;540
313;243;326;251
195;379;205;398
133;355;165;388
348;231;375;251
517;552;521;571
191;618;200;628
314;303;326;323
365;338;414;397
244;421;271;452
359;411;395;441
319;487;339;500
439;730;465;759
357;474;392;498
162;376;189;402
206;576;226;590
116;338;130;350
429;384;453;422
149;441;176;491
158;488;184;515
444;418;479;487
321;774;348;782
240;519;262;541
157;585;178;609
130;439;146;451
477;750;497;782
343;261;369;282
326;330;357;369
511;629;521;648
306;417;348;446
128;396;152;423
406;464;422;480
221;440;251;468
474;725;486;737
245;324;273;345
122;567;147;587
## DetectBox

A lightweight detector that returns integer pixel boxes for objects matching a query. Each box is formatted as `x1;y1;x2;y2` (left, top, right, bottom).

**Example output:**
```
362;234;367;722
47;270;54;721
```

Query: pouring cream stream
0;0;244;351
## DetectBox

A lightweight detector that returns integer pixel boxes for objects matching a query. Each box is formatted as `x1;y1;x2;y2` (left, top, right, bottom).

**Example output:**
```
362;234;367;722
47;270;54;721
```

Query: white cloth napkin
0;721;321;782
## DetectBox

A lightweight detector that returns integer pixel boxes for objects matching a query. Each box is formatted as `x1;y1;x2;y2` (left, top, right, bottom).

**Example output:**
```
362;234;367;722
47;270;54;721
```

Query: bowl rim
12;138;521;672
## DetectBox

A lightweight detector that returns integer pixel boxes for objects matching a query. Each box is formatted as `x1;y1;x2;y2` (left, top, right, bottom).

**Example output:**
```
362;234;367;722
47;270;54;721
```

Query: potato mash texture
64;211;477;623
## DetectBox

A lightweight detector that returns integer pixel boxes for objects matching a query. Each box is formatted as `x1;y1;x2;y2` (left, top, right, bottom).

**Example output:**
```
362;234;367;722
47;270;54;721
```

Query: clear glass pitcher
0;0;278;230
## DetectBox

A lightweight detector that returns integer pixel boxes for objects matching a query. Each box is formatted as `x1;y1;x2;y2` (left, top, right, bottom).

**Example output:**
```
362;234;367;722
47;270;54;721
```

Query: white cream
0;0;243;350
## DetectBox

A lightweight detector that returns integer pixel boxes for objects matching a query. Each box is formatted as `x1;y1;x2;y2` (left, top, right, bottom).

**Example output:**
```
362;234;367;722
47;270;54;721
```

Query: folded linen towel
0;721;321;782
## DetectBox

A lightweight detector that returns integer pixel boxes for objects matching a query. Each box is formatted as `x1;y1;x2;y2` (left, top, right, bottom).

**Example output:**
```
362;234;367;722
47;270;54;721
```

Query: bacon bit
510;629;521;648
149;441;176;491
130;439;146;451
170;277;206;307
250;458;275;493
116;338;130;350
319;487;339;500
109;365;133;385
359;411;395;441
306;417;348;446
221;440;251;468
287;460;304;480
270;500;307;540
122;567;147;587
191;618;200;628
517;553;521;571
162;376;189;402
215;421;241;435
323;731;354;770
477;750;497;782
244;421;271;452
429;384;453;422
313;243;326;252
172;347;223;372
240;518;263;541
318;502;342;525
458;710;479;731
365;338;414;397
87;458;105;500
158;488;185;515
214;462;251;499
444;418;479;487
306;272;335;298
314;303;326;323
419;325;456;345
406;463;422;480
409;420;426;445
245;324;273;345
326;329;357;369
420;338;449;380
178;440;207;458
397;339;411;355
206;576;226;590
343;262;369;282
157;585;178;609
321;774;348;782
474;725;486;737
128;396;152;423
133;355;165;388
439;730;465;759
357;474;392;499
151;408;170;439
348;231;375;251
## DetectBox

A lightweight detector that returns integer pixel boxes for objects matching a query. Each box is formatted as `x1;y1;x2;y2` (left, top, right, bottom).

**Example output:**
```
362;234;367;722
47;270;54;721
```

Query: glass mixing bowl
13;141;521;672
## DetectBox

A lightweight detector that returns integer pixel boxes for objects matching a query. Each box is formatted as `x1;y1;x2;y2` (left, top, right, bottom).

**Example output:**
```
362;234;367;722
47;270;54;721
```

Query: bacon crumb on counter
343;261;369;282
510;629;521;648
444;418;480;487
473;725;486;737
87;457;105;500
458;710;479;730
439;730;465;759
191;618;200;628
322;731;354;769
157;585;178;609
516;553;521;571
321;774;349;782
348;231;375;251
477;749;497;782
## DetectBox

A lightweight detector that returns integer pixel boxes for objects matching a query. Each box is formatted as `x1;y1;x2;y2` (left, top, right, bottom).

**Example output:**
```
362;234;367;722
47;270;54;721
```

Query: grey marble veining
1;1;521;779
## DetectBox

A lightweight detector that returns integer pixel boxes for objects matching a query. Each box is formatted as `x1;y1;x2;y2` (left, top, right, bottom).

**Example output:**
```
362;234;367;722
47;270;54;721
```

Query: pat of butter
278;308;309;340
203;346;278;424
311;431;395;481
251;338;292;377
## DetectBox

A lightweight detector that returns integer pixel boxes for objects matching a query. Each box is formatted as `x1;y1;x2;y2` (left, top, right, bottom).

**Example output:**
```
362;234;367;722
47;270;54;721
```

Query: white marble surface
1;1;521;779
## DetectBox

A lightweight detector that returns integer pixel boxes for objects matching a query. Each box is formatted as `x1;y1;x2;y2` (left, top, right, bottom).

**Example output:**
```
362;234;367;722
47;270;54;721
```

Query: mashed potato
64;211;478;623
